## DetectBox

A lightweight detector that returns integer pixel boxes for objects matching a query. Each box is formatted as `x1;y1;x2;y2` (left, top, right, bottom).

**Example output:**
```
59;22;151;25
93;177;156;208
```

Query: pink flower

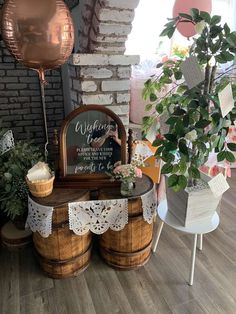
135;168;142;178
113;166;122;173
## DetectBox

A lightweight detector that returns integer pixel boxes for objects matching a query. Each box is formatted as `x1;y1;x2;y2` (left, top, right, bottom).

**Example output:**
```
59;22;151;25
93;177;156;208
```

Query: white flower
195;21;207;34
208;56;216;67
223;120;232;128
4;172;12;181
185;130;198;142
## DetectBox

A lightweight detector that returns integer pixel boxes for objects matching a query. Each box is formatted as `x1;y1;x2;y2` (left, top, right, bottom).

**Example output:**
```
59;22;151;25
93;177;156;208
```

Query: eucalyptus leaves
143;9;236;192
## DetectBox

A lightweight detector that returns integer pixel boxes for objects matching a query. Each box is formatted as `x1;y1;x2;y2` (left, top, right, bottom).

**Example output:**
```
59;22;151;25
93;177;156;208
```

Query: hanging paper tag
145;120;159;144
218;83;234;118
180;56;204;89
208;173;230;198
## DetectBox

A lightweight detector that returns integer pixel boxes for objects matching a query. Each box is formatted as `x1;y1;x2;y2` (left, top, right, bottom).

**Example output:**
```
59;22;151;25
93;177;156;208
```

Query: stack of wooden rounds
1;221;32;250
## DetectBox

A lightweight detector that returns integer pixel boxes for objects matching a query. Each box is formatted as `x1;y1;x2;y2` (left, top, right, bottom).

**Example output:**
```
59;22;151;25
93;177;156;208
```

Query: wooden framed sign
57;105;127;188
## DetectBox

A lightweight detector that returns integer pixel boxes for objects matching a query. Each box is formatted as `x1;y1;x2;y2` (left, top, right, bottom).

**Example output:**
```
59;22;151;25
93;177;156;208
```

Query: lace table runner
26;187;157;237
142;186;157;224
69;199;128;235
26;197;54;238
0;130;15;155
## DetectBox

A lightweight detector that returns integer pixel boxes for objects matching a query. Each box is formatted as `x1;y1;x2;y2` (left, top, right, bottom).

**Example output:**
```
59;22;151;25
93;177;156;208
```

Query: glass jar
120;180;134;196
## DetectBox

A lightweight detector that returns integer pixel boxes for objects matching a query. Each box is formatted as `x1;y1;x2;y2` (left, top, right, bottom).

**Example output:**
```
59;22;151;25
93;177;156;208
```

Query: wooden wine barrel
32;189;92;279
99;176;154;270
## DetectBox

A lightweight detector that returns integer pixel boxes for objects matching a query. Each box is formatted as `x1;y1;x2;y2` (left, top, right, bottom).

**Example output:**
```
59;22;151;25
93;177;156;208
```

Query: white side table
152;200;220;285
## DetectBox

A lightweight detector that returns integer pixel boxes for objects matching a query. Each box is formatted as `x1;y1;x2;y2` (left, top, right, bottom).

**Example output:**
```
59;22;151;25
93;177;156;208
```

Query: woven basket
26;176;55;198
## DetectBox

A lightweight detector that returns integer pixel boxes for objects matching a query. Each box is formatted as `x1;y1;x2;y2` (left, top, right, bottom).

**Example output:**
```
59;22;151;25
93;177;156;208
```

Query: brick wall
0;0;141;146
0;0;65;145
68;0;140;127
69;54;139;126
73;0;140;54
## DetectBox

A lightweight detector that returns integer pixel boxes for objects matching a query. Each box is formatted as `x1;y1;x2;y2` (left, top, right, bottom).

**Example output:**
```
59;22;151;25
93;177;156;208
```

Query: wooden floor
1;172;236;314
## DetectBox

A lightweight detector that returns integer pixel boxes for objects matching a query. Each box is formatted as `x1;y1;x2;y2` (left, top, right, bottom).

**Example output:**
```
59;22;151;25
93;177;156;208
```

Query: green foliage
143;10;236;192
0;134;43;220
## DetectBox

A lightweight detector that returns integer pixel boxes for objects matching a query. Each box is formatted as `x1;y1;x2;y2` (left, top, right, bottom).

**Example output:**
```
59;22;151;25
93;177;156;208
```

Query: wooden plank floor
1;171;236;314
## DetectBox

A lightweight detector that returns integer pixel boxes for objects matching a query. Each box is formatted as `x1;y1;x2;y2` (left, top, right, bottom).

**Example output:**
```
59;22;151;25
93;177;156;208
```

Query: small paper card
180;56;204;89
145;120;159;144
208;173;230;198
133;142;154;161
218;83;234;118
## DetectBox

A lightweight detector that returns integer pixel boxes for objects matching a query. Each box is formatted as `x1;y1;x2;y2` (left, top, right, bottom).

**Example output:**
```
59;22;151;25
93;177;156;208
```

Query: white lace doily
141;186;157;224
0;130;15;155
26;197;54;238
26;187;157;237
68;199;128;235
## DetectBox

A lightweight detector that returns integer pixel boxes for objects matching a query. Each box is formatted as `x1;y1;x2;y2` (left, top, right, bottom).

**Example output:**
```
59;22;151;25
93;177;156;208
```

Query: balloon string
39;77;49;162
37;68;48;85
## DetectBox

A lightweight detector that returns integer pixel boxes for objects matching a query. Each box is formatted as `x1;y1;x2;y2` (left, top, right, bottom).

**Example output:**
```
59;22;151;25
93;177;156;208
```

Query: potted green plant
143;9;236;225
0;128;43;228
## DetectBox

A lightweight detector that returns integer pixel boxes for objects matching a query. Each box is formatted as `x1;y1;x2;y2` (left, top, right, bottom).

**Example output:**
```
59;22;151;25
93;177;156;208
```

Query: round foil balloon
1;0;74;81
173;0;212;38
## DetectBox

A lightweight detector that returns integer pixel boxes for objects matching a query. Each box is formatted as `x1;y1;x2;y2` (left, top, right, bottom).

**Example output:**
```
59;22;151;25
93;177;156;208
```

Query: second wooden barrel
32;189;92;279
99;178;154;270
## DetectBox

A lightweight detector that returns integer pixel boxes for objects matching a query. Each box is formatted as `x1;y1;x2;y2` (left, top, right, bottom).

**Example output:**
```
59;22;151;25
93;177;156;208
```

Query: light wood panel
1;171;236;313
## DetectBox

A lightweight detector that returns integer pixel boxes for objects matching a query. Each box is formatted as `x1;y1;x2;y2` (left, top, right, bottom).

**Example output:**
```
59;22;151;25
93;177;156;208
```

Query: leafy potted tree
0;128;42;229
143;9;236;226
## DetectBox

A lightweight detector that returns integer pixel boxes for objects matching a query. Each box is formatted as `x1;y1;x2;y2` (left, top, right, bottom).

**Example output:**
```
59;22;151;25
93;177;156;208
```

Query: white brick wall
98;9;135;23
90;29;127;43
82;94;113;105
104;0;140;10
97;23;132;36
80;67;113;79
69;54;140;125
109;55;140;66
117;67;131;78
72;54;140;66
81;81;97;92
72;54;109;66
119;115;130;126
102;80;131;92
90;44;126;54
117;93;131;103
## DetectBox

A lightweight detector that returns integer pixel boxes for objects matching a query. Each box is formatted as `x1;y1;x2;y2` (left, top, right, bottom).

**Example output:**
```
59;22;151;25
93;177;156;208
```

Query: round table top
158;200;220;235
31;189;90;207
99;174;154;200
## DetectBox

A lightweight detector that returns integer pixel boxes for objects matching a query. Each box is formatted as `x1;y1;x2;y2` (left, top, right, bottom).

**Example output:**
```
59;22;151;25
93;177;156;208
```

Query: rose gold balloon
1;0;74;81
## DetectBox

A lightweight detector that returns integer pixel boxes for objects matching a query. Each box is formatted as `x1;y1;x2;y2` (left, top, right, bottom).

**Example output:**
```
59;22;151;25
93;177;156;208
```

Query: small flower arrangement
110;164;142;196
112;164;142;182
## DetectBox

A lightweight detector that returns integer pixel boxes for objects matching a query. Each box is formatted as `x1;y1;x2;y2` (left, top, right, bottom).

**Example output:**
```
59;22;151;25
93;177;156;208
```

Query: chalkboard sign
59;105;127;187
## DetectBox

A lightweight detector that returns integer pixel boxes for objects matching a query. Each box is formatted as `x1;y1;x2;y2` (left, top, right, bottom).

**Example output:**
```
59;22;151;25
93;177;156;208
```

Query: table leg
152;221;164;253
189;234;198;286
198;234;203;251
